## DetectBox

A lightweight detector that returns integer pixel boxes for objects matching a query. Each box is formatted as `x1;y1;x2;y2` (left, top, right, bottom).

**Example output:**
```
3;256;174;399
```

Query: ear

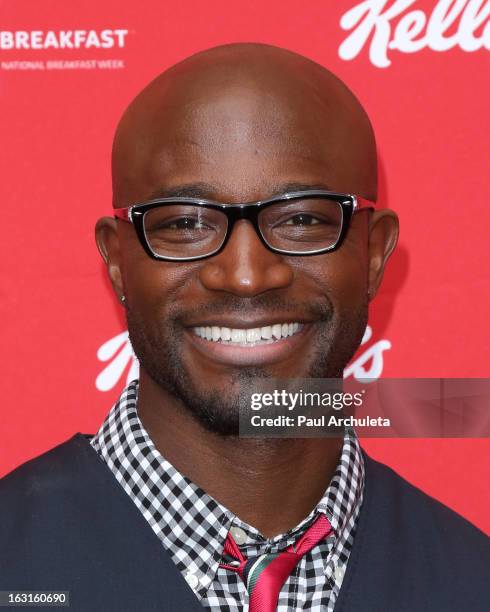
367;210;399;300
95;217;125;302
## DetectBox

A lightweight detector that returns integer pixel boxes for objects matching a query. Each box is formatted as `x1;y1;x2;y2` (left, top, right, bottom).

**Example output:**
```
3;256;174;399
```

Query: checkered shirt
90;380;365;611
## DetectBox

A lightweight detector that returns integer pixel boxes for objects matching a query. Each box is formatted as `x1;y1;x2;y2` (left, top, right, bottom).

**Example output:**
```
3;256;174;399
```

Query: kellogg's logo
96;331;139;392
339;0;490;67
95;325;390;392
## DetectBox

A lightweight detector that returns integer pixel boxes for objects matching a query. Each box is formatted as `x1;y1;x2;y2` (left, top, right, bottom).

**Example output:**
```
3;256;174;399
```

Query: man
1;43;488;611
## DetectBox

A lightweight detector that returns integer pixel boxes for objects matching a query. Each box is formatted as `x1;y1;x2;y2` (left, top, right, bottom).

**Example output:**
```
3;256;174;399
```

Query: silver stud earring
120;295;126;303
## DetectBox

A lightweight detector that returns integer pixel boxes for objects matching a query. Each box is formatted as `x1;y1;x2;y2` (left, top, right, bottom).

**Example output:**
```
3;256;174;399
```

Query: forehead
113;64;376;205
154;91;333;199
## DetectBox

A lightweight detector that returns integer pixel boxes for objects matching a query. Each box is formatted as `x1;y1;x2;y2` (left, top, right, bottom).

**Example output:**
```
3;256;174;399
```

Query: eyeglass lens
142;197;343;258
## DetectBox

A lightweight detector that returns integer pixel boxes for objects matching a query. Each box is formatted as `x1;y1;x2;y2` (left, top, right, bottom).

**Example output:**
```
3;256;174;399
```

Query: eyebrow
145;181;333;202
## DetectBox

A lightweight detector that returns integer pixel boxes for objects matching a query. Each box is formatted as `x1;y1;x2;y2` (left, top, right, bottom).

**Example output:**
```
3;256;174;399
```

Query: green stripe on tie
247;554;279;594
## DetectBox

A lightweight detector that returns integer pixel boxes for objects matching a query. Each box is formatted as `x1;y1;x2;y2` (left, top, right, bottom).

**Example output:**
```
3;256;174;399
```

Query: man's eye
165;217;202;230
283;214;322;226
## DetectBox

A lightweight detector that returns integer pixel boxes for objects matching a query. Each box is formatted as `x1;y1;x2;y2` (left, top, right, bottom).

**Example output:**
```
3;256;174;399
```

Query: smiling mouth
191;322;303;346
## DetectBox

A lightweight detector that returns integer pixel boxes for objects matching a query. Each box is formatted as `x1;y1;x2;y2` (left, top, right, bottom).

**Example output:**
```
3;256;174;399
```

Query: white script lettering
339;0;490;67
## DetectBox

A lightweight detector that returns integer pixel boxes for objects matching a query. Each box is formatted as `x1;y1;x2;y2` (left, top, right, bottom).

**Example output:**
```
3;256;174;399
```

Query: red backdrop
1;0;489;533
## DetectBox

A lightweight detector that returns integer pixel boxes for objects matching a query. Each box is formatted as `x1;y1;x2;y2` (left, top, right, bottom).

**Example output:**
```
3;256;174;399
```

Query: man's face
101;60;390;435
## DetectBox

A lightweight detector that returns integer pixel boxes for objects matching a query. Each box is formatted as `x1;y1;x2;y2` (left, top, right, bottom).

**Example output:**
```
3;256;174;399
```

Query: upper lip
183;315;316;328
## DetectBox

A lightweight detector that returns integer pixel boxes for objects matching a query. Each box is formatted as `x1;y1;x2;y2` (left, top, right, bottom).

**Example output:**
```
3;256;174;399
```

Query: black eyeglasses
114;190;375;261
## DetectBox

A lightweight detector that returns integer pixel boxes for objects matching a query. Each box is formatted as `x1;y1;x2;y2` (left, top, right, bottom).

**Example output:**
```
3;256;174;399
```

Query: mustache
171;294;334;323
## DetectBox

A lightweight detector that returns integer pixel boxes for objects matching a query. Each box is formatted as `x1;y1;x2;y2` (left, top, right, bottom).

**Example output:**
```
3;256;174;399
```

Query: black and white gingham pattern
90;380;365;611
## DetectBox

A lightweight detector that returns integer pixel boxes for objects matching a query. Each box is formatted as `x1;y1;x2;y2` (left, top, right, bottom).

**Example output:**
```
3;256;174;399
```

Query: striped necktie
219;513;333;612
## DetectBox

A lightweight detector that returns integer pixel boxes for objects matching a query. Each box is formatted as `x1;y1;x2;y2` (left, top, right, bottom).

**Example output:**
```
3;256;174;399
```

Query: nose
198;220;294;296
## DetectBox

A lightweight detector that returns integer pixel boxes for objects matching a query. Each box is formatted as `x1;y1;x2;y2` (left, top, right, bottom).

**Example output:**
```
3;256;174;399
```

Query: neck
137;371;343;539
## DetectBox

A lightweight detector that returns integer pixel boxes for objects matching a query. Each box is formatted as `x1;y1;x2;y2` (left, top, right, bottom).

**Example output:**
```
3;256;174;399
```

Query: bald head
111;43;377;207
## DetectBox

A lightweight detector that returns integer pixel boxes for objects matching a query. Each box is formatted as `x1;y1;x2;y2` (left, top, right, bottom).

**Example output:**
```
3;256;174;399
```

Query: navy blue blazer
0;434;488;611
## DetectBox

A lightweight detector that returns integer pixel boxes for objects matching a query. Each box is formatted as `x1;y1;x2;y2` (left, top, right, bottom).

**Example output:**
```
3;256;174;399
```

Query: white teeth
261;326;272;340
272;324;282;339
231;328;246;343
246;328;261;342
193;322;303;344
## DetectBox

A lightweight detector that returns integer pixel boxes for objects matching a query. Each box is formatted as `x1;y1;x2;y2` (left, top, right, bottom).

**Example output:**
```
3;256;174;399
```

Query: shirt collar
91;380;364;594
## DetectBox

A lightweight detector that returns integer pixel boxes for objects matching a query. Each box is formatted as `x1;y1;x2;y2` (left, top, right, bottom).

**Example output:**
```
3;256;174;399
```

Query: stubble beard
126;295;368;436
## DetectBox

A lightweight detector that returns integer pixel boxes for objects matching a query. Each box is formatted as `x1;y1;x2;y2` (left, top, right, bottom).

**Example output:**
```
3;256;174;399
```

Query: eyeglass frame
113;189;376;262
